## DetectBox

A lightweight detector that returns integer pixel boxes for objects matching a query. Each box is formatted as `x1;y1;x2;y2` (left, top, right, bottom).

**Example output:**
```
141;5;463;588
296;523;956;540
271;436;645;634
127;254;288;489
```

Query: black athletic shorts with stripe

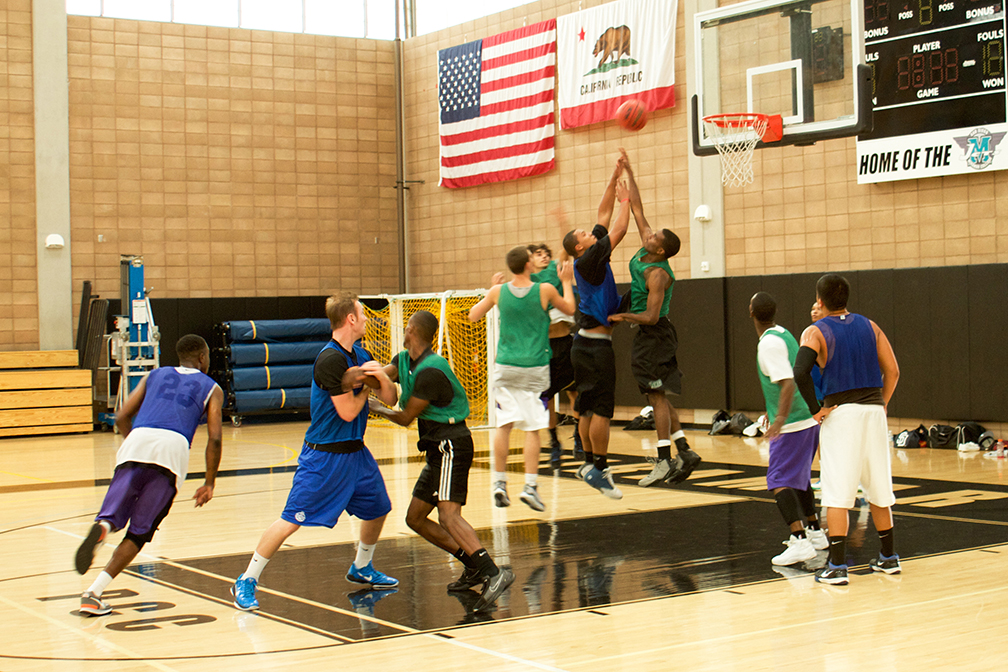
413;434;475;506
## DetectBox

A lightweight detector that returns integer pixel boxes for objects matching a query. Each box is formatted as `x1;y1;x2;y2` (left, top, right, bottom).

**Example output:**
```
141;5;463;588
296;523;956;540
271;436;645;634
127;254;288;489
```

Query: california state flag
557;0;678;129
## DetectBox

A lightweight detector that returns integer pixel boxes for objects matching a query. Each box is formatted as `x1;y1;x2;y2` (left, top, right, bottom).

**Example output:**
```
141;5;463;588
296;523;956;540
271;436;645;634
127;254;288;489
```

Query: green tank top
397;350;469;424
629;247;674;315
530;259;562;292
757;327;813;426
496;283;550;367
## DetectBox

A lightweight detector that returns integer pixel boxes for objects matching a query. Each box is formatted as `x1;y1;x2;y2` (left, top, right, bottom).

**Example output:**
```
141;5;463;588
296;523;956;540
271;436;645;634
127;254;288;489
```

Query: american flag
438;19;557;189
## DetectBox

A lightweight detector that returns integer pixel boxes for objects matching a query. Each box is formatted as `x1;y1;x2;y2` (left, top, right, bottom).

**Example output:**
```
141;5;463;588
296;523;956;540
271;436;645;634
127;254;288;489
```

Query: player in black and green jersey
370;310;513;611
608;149;702;487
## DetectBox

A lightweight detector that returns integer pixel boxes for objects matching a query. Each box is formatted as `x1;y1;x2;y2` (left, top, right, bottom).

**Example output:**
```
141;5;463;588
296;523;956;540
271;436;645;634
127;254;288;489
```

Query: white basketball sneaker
772;534;817;566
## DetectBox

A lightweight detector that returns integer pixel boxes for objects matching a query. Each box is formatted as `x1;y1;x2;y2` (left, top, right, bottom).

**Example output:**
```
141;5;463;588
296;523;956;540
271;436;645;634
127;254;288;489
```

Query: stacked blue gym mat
214;319;331;422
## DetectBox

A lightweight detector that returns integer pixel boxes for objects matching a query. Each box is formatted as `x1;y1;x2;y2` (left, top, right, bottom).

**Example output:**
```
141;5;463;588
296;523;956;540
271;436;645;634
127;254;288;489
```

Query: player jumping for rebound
562;153;632;499
608;148;702;487
75;335;223;616
370;310;514;611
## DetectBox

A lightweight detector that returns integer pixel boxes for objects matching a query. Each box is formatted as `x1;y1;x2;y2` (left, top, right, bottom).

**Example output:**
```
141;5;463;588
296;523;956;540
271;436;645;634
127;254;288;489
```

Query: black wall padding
233;388;312;414
226;318;331;342
613;277;728;411
81;299;109;379
231;365;314;391
229;341;329;367
967;265;1008;422
76;281;92;365
127;265;1006;423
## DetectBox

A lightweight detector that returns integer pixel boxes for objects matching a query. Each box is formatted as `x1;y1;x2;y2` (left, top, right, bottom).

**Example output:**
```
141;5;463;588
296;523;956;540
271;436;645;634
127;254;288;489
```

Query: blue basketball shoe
346;561;399;589
231;574;259;611
584;466;623;499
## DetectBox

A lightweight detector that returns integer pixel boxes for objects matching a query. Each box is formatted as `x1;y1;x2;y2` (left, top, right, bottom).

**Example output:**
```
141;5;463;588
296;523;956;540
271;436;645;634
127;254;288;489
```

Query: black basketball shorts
542;334;576;399
630;317;682;396
413;435;475;506
571;335;616;419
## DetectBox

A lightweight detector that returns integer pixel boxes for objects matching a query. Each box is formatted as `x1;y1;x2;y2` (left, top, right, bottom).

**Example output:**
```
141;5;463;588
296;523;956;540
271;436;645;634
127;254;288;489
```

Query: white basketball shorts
819;403;895;509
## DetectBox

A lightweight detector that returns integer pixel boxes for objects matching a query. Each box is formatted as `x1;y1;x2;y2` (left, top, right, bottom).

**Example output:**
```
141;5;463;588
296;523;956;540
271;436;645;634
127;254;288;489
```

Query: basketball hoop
702;113;782;187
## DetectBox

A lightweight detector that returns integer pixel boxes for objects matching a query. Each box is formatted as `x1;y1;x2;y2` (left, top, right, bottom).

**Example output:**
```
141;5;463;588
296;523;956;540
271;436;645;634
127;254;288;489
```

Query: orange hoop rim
702;113;770;129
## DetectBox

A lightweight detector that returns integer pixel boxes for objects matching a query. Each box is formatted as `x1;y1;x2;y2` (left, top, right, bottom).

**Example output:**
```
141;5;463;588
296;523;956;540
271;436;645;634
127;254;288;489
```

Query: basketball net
703;114;769;187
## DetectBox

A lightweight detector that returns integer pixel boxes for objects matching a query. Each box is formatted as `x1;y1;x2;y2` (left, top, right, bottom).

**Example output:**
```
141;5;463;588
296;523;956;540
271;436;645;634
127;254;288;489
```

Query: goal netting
362;291;497;427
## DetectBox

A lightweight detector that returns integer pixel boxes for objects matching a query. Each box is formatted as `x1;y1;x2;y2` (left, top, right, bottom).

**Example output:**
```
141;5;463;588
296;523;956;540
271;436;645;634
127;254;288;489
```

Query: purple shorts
97;463;177;544
766;424;820;491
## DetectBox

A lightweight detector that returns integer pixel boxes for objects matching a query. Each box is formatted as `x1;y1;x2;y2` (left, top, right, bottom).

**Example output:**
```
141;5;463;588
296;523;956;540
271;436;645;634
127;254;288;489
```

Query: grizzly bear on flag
593;25;631;69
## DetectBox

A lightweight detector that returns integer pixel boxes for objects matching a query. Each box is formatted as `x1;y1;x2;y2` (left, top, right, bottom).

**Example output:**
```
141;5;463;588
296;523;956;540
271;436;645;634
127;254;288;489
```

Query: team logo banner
437;20;557;189
556;0;678;129
856;123;1008;184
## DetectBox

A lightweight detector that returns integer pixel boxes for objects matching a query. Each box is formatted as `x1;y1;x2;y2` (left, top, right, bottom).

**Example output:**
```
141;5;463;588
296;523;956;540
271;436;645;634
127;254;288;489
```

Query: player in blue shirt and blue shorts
231;292;401;611
75;334;224;616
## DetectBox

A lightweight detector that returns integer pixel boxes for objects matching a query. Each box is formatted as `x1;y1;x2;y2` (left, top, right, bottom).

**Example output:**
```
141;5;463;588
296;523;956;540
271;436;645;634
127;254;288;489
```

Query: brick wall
0;0;38;350
65;16;401;319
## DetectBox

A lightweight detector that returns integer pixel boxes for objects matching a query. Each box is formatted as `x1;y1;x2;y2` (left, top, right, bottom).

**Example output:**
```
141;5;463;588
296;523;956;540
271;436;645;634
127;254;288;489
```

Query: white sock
354;541;376;569
98;520;112;536
491;471;507;485
88;571;114;598
671;430;686;442
656;439;671;447
244;551;269;581
524;472;538;487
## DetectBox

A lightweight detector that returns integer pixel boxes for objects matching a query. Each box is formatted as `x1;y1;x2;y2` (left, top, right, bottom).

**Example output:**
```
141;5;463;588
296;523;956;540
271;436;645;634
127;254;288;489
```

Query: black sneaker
869;554;902;574
815;563;849;585
75;523;107;575
665;449;702;484
573;431;585;461
474;567;515;611
447;566;483;592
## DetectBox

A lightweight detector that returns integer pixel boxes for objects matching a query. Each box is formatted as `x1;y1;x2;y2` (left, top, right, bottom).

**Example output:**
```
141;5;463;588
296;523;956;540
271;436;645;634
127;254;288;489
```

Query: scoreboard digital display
856;0;1008;182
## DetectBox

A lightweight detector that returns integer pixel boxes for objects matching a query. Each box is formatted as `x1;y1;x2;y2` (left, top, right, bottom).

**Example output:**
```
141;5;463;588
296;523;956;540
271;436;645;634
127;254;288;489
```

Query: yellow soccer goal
361;291;496;427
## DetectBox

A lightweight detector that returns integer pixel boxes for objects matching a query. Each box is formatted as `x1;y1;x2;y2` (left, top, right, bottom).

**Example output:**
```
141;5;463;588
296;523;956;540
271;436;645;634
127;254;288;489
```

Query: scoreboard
856;0;1007;182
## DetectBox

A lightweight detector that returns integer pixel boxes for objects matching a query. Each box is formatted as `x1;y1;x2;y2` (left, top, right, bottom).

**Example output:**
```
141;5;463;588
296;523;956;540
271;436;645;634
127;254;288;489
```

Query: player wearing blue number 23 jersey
75;335;224;616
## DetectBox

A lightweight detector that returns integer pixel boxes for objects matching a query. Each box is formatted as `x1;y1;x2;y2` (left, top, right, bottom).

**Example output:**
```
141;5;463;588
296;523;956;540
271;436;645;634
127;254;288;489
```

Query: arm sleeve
792;346;821;414
757;336;794;383
314;349;349;394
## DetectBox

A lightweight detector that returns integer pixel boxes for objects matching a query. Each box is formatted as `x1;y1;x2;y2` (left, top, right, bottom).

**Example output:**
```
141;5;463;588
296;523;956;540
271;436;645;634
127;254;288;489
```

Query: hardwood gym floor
1;421;1006;670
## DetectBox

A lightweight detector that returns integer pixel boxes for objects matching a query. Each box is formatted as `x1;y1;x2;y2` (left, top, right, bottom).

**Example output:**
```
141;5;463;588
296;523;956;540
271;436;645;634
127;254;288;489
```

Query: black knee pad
774;488;804;526
124;530;152;549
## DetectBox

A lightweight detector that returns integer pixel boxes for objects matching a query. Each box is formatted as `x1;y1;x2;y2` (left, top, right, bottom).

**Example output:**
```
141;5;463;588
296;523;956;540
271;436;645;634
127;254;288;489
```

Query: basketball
616;99;648;131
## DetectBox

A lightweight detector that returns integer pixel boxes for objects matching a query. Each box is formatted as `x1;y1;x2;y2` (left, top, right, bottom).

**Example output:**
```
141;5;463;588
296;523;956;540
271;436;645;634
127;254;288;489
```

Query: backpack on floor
710;410;732;435
956;421;986;446
727;412;756;436
928;424;957;449
894;424;928;448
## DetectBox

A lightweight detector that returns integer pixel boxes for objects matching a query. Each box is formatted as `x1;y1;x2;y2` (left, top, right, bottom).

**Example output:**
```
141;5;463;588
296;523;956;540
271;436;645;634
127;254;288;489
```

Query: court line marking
42;524;415;635
121;568;351;643
421;632;572;672
893;510;1008;527
562;561;1008;666
0;592;179;672
0;468;56;482
143;558;420;634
